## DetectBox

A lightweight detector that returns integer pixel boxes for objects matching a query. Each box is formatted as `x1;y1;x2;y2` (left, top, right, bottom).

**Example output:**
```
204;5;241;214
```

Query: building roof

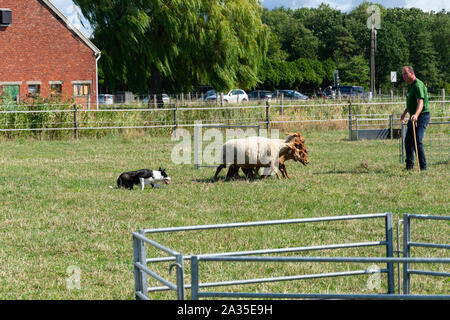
41;0;101;55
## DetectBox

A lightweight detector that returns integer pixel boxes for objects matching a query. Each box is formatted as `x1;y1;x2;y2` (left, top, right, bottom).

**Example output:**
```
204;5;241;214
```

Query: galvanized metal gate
133;213;449;300
349;113;398;141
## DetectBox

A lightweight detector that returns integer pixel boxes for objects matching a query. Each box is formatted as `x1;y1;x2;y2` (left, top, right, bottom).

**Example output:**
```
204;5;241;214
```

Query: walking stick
412;121;420;173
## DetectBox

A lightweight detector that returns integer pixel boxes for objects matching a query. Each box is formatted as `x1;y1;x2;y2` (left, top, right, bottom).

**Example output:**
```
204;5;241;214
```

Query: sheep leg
242;167;254;180
225;164;239;180
233;165;242;179
213;164;226;181
280;164;290;178
271;163;282;180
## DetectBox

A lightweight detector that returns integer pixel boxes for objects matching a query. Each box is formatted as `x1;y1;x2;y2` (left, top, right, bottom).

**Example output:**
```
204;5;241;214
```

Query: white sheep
213;136;293;181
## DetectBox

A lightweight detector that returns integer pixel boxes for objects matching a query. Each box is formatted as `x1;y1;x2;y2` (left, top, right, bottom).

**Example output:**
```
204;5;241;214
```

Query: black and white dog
117;168;171;190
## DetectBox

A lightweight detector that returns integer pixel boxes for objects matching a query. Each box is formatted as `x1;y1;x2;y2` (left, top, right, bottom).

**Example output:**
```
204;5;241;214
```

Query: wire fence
0;98;448;140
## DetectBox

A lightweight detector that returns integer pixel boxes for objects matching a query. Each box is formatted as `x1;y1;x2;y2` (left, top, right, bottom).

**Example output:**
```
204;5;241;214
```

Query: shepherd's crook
412;121;420;173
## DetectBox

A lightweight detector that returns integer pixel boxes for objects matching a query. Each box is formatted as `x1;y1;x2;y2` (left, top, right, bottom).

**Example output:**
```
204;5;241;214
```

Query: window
28;84;40;95
1;85;20;102
74;84;90;97
50;83;62;95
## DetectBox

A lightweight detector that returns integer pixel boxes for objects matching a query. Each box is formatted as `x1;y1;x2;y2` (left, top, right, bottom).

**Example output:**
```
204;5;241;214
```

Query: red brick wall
0;0;98;108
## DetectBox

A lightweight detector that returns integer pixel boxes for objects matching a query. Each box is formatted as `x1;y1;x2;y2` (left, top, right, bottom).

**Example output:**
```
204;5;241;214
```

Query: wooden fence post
174;103;178;137
442;88;446;111
73;104;78;140
280;92;284;115
266;99;270;131
348;100;352;141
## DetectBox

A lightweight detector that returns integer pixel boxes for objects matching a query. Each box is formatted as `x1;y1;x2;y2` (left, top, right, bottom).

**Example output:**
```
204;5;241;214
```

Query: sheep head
284;143;309;165
285;132;306;145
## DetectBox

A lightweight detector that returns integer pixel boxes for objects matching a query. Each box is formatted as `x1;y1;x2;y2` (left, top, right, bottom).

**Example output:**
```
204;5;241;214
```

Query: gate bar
143;213;389;234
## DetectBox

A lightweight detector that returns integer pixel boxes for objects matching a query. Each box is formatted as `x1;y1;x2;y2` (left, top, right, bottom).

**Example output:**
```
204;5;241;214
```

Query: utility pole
370;23;376;95
367;5;380;97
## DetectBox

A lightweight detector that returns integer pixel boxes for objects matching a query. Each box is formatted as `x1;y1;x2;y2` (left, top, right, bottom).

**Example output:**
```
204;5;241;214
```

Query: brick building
0;0;101;109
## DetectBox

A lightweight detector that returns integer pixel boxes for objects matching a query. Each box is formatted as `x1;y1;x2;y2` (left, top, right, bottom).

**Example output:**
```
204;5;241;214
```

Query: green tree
74;0;269;96
303;4;345;61
339;55;370;88
431;11;450;87
332;25;359;66
375;22;409;88
290;24;319;60
292;58;325;89
384;7;442;88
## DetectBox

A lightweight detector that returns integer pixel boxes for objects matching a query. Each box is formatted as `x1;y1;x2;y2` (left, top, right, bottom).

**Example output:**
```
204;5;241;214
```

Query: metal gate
402;214;450;294
133;212;449;300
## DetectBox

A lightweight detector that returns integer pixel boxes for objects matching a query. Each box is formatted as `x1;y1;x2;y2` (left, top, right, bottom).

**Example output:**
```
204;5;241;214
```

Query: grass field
0;128;448;299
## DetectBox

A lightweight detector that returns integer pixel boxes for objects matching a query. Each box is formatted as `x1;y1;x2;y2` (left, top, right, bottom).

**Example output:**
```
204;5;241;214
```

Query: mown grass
0;128;448;299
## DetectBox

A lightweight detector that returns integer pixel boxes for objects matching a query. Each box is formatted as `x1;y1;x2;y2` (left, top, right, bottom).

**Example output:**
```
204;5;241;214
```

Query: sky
48;0;450;37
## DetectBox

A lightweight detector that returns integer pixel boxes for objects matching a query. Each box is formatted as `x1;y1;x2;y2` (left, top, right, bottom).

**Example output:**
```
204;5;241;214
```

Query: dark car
272;90;309;100
248;90;272;100
337;86;365;98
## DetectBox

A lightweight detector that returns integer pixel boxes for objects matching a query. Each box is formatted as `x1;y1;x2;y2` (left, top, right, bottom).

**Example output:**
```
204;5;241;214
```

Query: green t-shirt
406;79;430;115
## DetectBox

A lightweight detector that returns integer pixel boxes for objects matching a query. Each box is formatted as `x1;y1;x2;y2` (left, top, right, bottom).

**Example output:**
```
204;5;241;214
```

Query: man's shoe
404;166;413;171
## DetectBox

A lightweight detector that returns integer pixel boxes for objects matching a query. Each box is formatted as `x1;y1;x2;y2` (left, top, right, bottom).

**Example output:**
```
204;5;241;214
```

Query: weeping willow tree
74;0;269;98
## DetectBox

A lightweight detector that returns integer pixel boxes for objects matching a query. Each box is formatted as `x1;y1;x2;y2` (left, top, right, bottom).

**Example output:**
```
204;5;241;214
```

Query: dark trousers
405;112;430;169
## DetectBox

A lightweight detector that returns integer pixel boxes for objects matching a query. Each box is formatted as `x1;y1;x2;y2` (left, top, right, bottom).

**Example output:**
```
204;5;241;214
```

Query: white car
98;94;114;105
223;89;248;104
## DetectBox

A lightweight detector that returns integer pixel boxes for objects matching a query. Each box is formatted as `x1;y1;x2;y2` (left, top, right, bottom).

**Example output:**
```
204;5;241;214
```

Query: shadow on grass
314;169;386;175
193;175;273;183
429;160;449;166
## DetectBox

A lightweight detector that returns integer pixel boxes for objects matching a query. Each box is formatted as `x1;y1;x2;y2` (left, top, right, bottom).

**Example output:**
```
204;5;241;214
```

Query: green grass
0;129;448;299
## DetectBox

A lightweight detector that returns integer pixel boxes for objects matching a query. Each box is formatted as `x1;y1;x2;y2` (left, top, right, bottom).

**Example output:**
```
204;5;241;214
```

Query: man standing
400;66;431;171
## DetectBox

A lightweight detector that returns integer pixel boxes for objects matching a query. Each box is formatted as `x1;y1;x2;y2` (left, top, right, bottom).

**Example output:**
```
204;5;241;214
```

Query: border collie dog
117;168;171;190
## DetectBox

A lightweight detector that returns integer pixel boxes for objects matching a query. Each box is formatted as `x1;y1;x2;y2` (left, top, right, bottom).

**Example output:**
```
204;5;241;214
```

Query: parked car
223;89;248;103
204;89;216;98
98;94;114;105
336;86;365;98
204;92;217;102
248;90;272;100
162;94;170;104
291;90;309;100
205;89;249;104
271;90;309;100
202;90;217;102
142;94;170;104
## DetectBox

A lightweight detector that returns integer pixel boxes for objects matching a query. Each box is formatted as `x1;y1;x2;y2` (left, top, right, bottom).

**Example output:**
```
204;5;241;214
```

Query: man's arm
410;99;424;123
